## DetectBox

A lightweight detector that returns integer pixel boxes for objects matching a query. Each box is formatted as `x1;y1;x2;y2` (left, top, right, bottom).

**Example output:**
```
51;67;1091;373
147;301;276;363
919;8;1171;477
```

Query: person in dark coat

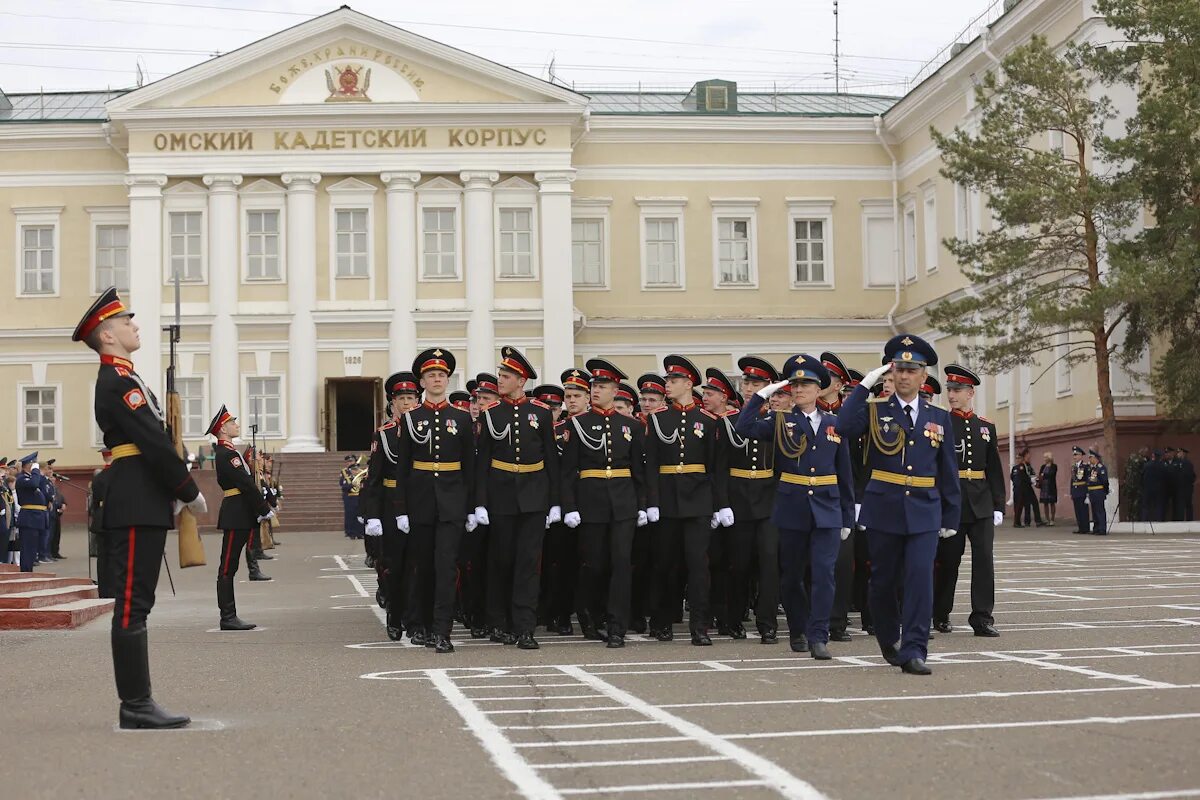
1037;452;1058;525
1141;450;1167;522
1181;449;1196;522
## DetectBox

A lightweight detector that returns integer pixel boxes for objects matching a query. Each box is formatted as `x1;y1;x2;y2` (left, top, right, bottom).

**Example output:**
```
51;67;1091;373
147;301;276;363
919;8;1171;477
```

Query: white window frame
571;197;611;291
240;181;286;284
494;180;539;281
861;198;896;289
786;197;835;290
326;178;377;299
162;183;207;284
417;182;463;282
955;182;981;245
243;375;285;438
1055;332;1073;397
86;206;130;295
921;182;938;273
495;206;537;280
995;370;1011;409
636;197;687;291
710;198;759;290
902;198;918;284
13;206;63;298
176;375;208;438
17;383;62;448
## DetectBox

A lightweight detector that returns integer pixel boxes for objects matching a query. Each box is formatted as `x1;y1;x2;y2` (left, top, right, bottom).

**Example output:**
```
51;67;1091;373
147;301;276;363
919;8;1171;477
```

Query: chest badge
446;419;458;437
528;412;539;429
981;427;991;442
622;425;632;442
693;421;705;438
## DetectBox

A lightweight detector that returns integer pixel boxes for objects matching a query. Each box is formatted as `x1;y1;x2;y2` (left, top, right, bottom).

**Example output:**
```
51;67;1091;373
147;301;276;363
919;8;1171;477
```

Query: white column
536;170;577;380
202;174;242;416
125;174;167;400
460;171;499;377
281;173;323;452
381;171;421;372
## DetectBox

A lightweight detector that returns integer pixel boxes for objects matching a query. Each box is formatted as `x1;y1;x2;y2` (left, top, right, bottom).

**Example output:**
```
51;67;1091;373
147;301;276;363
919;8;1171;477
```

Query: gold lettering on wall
151;128;551;151
267;44;425;94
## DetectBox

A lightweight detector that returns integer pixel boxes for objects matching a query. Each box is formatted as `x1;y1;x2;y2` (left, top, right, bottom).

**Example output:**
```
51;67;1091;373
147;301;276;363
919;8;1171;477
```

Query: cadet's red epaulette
378;420;397;431
699;408;717;420
530;398;550;409
978;414;993;424
646;406;666;414
114;366;131;378
553;418;566;428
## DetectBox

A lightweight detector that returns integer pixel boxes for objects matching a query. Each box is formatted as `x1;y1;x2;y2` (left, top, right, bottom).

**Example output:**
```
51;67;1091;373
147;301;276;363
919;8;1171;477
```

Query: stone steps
0;566;112;630
0;598;113;630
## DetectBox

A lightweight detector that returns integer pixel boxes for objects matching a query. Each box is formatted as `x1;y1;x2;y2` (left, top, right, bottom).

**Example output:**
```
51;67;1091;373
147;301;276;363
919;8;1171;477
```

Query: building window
246;210;280;280
21;226;56;294
168;211;203;281
95;224;130;292
498;208;533;278
334;209;369;278
644;218;680;287
903;203;918;283
923;187;938;272
571;218;605;287
862;199;896;288
422;208;457;279
793;220;827;284
21;386;57;446
177;377;206;437
1055;333;1073;396
246;377;282;437
995;370;1011;409
717;218;752;286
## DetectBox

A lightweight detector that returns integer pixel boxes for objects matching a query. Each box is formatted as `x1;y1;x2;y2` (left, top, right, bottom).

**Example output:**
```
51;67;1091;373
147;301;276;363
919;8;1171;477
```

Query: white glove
364;518;383;537
547;505;562;525
396;515;409;534
718;507;735;527
840;527;851;541
646;507;660;523
474;506;490;526
757;379;790;399
939;528;957;539
564;511;581;528
710;513;720;529
356;516;364;524
854;503;862;521
465;513;478;533
185;493;207;516
637;510;648;527
862;363;892;389
257;509;276;524
993;511;1003;526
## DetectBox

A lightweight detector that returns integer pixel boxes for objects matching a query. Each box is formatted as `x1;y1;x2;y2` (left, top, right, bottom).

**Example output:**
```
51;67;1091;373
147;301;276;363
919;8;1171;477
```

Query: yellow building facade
0;0;1158;463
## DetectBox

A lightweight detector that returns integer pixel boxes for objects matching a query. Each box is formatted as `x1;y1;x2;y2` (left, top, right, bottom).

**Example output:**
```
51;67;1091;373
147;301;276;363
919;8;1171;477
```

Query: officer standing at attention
737;355;854;659
1087;449;1110;535
208;405;273;631
15;453;47;572
474;346;560;650
835;335;961;675
1068;447;1091;534
73;286;207;729
932;365;1004;637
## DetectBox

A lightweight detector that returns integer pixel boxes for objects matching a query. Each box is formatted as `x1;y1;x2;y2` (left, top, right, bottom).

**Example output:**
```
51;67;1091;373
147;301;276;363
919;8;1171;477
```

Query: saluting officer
395;348;475;653
819;351;856;643
932;365;1004;637
1068;446;1091;534
561;359;647;647
474;346;560;650
644;355;731;646
208;405;272;632
15;453;48;573
836;335;961;675
1087;449;1110;535
73;287;206;729
738;355;855;660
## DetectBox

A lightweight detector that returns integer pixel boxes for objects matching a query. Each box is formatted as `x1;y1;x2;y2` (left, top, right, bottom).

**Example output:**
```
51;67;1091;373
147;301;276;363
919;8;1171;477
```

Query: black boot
254;546;274;561
386;608;403;641
217;577;256;631
111;626;190;730
246;550;271;582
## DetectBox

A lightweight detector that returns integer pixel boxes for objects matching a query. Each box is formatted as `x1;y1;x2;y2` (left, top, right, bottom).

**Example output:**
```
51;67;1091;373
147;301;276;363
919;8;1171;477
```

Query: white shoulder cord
650;412;679;445
571;416;609;453
484;407;512;442
379;428;397;464
405;411;431;448
723;415;750;450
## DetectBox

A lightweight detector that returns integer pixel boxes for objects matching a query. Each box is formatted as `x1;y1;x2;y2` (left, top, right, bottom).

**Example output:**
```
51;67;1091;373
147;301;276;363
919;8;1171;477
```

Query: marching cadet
15;453;47;572
738;355;854;659
531;383;566;631
629;373;667;633
1068;447;1091;534
919;376;942;403
932;365;1004;637
450;390;472;412
474;346;560;650
561;359;647;647
848;367;875;635
638;374;667;418
1087;449;1110;535
614;383;638;417
819;352;855;643
701;368;742;638
73;286;206;729
396;348;475;653
533;384;565;420
208;406;272;631
475;372;501;410
835;335;961;675
644;355;731;646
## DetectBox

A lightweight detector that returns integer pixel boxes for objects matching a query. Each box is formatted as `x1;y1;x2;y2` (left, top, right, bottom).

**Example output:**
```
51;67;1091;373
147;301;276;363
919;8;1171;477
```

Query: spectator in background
1011;450;1045;528
1038;452;1058;525
1181;449;1195;522
1141;450;1167;523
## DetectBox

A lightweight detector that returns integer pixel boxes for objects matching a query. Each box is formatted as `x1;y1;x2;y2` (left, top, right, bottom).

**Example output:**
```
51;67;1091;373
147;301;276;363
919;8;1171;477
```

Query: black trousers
932;516;996;628
95;532;114;599
107;527;167;631
382;524;408;624
829;528;855;632
1072;495;1090;532
629;523;653;625
709;523;736;627
486;512;545;635
458;523;487;629
50;514;63;557
727;517;778;633
406;519;463;637
540;522;576;626
650;516;711;634
218;529;250;578
577;519;636;634
853;527;872;628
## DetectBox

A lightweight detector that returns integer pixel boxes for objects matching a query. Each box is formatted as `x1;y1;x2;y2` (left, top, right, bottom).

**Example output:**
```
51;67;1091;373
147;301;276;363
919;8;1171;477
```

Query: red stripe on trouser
122;527;136;629
222;530;233;576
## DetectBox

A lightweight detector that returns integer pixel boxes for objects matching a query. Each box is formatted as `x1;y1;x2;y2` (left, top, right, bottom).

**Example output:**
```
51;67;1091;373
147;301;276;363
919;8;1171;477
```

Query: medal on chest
622;424;632;442
881;416;893;434
692;421;705;438
923;421;944;447
446;419;458;437
981;427;991;443
528;412;539;429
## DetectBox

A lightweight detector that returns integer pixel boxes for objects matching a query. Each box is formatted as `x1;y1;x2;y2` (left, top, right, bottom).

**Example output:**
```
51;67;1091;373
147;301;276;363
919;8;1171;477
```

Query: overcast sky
1;0;1004;96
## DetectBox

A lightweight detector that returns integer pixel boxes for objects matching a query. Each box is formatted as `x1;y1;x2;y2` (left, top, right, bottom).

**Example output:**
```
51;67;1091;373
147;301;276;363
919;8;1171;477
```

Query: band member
836;335;961;675
738;355;854;660
474;346;560;650
73;286;206;729
208;406;272;631
644;355;731;645
932;365;1004;637
396;348;475;653
561;359;647;647
819;352;855;643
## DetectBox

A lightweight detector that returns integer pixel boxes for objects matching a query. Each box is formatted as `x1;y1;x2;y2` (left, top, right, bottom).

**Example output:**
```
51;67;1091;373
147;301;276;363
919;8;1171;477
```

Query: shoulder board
977;415;994;424
221;442;238;451
530;398;550;409
647;406;666;414
378;420;397;431
699;409;717;420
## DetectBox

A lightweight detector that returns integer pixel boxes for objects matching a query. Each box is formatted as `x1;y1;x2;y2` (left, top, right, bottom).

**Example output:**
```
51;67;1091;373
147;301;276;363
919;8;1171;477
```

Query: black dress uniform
629;373;667;633
932;365;1004;636
74;287;200;729
819;352;856;642
396;349;475;652
1087;451;1110;535
561;359;647;646
544;371;588;636
644;355;729;644
475;347;560;648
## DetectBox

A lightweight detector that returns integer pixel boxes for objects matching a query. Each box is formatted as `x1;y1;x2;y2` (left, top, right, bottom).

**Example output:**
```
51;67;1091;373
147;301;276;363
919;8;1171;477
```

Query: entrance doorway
324;377;382;452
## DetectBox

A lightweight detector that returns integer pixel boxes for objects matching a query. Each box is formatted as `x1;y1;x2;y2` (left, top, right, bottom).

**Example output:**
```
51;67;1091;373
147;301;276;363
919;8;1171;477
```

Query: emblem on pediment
326;64;371;102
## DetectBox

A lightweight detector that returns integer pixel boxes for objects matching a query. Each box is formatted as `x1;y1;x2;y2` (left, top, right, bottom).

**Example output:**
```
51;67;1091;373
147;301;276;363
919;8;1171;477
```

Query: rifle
165;270;206;568
250;421;274;551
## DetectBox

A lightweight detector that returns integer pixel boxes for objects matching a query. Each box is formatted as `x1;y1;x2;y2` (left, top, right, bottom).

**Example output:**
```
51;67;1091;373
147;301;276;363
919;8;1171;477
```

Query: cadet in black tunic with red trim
208;405;271;632
73;287;207;730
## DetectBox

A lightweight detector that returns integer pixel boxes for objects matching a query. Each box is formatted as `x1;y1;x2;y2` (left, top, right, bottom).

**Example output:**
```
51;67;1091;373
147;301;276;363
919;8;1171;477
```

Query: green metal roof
584;91;899;116
0;90;130;123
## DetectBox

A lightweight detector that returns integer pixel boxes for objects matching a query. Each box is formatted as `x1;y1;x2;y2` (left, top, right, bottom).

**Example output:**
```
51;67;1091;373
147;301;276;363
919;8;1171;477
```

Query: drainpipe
873;114;901;334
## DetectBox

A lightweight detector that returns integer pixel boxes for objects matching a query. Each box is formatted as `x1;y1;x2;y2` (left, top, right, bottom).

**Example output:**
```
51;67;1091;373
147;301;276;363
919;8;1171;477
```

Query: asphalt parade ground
2;525;1199;800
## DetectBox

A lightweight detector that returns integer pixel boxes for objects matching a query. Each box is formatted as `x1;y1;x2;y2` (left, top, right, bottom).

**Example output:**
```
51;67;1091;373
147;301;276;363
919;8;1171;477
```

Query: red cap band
742;366;771;380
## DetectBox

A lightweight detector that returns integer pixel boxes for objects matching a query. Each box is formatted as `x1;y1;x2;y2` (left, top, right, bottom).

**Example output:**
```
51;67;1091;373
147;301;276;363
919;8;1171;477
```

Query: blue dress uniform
15;454;48;572
1068;447;1091;533
818;351;856;641
1087;451;1110;535
340;458;364;540
737;355;854;657
835;335;961;673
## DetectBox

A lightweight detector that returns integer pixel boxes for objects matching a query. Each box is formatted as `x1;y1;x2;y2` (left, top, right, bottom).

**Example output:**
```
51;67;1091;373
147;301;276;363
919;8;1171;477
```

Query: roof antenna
136;57;146;88
833;1;841;94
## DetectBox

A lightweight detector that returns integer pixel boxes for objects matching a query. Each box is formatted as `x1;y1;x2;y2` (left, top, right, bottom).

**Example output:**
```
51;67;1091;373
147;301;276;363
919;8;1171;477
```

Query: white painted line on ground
485;706;627;715
1021;789;1200;800
515;735;692;748
533;755;728;770
558;664;830;800
471;694;610;701
499;720;662;731
720;713;1200;740
982;651;1177;688
700;660;737;671
558;779;768;795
